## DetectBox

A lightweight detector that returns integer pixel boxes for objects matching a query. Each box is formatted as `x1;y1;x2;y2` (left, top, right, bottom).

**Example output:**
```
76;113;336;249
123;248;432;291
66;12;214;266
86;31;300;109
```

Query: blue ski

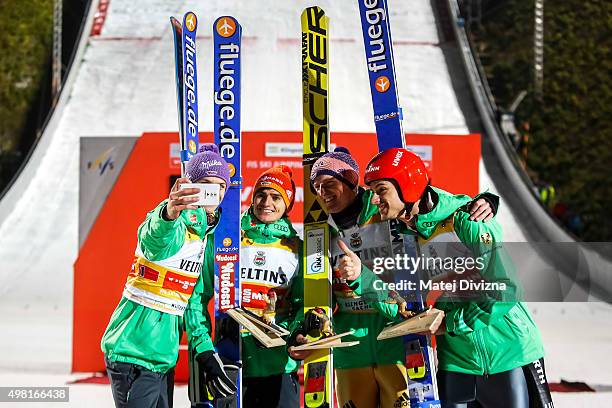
357;1;441;406
170;12;200;176
357;0;403;151
213;15;243;408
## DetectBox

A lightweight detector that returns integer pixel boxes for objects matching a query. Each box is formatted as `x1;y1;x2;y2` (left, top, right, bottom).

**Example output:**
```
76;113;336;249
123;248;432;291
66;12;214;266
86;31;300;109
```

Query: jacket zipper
474;329;490;376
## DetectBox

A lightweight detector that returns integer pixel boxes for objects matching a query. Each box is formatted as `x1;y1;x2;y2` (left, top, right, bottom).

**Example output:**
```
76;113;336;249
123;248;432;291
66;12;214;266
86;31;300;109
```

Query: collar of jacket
241;208;297;244
180;207;220;238
395;187;473;239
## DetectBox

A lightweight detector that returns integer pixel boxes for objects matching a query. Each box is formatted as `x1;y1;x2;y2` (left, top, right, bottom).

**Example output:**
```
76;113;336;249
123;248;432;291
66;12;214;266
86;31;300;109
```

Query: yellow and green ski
301;6;333;408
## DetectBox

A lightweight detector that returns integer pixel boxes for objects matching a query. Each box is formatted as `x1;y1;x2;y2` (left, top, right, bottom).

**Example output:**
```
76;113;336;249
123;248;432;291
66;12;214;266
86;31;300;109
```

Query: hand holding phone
179;183;221;206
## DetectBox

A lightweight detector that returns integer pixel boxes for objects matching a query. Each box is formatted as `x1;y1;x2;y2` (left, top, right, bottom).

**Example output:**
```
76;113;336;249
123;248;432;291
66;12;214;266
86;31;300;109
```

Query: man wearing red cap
288;147;498;408
363;148;552;408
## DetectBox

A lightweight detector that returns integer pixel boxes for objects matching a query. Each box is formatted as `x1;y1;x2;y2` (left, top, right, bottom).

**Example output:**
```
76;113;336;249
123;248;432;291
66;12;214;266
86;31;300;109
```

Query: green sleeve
137;200;186;261
348;264;400;322
185;234;216;355
442;211;519;335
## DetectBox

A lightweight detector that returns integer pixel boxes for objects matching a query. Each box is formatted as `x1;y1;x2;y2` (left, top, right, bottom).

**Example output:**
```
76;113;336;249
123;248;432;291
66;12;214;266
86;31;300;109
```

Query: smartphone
179;183;221;206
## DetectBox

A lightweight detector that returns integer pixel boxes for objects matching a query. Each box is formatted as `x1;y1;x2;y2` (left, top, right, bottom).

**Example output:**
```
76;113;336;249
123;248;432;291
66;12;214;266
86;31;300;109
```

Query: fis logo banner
182;12;199;162
87;147;115;175
357;0;405;151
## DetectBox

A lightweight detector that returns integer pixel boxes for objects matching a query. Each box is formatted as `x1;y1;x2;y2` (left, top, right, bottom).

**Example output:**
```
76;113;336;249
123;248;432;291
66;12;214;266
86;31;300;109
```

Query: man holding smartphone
101;143;236;408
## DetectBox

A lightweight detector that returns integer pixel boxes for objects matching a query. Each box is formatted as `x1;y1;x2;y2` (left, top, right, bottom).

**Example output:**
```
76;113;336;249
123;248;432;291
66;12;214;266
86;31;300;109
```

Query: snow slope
0;1;609;406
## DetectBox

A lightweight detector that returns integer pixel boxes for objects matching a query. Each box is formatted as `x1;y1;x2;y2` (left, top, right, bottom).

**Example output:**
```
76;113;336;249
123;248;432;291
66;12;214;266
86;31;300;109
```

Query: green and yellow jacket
101;201;217;373
238;211;304;377
356;187;545;375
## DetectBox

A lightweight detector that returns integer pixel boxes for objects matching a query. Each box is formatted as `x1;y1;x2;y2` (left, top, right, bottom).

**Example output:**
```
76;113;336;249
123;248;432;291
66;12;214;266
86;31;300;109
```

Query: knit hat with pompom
185;143;230;186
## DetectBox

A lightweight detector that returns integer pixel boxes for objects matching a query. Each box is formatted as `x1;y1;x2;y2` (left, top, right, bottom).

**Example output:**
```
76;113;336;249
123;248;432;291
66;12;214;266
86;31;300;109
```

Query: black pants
243;373;300;408
438;367;529;408
106;357;174;408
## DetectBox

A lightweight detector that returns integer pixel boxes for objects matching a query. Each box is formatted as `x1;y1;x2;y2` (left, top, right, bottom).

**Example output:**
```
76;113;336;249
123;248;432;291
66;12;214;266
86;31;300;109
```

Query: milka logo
361;0;388;73
200;159;223;170
215;39;240;159
392;150;403;166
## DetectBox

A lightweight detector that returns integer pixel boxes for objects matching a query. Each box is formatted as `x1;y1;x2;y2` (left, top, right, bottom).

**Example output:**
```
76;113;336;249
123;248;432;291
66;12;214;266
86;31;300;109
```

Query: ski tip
302;5;326;14
182;11;198;33
214;16;240;38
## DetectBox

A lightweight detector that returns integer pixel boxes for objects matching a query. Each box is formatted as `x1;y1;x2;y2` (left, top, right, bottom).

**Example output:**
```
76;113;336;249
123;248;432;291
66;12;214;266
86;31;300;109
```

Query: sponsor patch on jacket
480;232;493;245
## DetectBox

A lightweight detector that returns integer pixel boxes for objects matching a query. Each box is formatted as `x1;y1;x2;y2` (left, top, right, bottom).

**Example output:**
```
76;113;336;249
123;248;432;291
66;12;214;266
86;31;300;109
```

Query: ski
357;0;403;152
301;7;334;408
212;15;243;408
170;12;200;176
357;0;441;406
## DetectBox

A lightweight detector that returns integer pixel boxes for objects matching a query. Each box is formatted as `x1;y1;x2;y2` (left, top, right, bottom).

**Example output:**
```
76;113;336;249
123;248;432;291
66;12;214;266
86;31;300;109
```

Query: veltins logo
188;139;197;154
223;237;232;247
185;12;197;32
375;75;390;93
216;17;236;38
253;251;266;266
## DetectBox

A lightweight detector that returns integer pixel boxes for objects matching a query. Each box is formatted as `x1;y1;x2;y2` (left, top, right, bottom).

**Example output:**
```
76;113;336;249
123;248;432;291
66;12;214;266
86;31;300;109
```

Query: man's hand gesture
337;240;361;281
165;177;199;220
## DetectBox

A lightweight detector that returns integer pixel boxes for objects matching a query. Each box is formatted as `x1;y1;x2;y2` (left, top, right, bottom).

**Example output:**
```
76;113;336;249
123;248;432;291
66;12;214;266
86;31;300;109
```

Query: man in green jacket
239;165;303;406
289;147;498;408
101;144;236;408
363;147;553;408
187;165;304;407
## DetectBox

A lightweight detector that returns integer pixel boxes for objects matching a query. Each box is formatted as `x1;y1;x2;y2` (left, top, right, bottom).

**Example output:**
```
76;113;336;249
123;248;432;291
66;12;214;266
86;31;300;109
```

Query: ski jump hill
0;0;610;399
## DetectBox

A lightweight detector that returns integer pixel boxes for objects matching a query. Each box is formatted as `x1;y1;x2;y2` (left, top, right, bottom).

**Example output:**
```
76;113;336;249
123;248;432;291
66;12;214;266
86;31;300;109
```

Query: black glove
285;327;310;361
195;351;240;399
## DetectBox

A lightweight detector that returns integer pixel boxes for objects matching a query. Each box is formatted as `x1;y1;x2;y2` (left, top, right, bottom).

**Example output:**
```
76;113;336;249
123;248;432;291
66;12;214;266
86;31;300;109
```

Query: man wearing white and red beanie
289;147;499;408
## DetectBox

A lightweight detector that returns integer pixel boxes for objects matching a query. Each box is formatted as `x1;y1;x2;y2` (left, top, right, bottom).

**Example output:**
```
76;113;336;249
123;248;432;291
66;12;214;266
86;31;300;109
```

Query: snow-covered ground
0;0;610;406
